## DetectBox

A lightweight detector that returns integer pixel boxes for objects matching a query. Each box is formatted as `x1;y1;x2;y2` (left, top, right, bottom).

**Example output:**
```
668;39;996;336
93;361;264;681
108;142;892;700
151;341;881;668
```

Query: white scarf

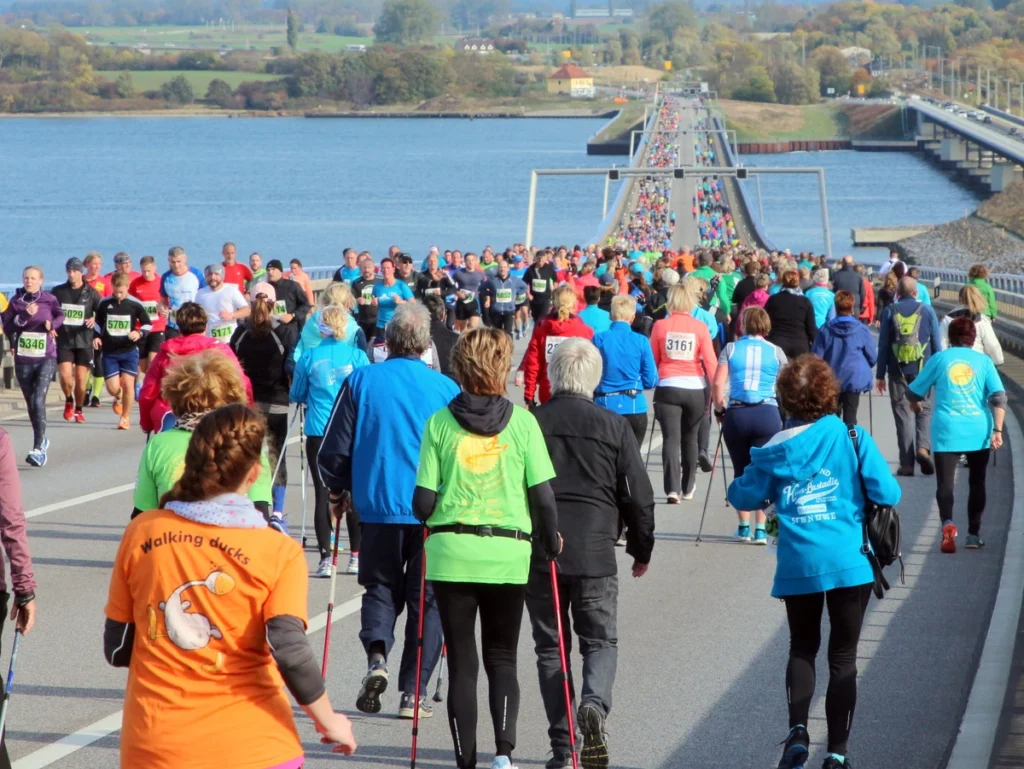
166;493;268;529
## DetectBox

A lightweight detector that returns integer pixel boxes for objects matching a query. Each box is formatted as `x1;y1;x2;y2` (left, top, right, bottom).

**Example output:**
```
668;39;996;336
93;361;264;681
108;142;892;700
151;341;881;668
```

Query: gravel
899;215;1024;273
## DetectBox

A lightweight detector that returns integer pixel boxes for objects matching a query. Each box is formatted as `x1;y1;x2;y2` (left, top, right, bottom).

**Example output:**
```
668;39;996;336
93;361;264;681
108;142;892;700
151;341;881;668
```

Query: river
0;120;985;282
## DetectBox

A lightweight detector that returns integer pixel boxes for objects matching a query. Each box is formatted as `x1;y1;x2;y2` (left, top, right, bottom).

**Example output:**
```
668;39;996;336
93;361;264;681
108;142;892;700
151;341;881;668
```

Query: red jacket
521;315;594;404
859;278;876;324
138;334;253;433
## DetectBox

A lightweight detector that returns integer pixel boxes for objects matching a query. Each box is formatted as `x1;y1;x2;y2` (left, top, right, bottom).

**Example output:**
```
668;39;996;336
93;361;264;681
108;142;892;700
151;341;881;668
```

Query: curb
946;407;1024;768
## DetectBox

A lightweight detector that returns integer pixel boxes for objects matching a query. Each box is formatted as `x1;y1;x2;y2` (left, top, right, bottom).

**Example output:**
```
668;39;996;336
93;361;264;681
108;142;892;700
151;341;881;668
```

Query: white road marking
12;589;365;769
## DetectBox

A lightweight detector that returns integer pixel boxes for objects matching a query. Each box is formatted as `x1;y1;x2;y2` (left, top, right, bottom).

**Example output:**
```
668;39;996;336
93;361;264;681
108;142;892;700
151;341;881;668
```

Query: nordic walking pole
868;390;874;437
695;430;725;546
271;407;301;491
644;417;657;468
720;428;729;507
321;512;344;681
411;528;428;769
432;643;447;703
299;406;309;549
0;629;23;741
550;560;580;769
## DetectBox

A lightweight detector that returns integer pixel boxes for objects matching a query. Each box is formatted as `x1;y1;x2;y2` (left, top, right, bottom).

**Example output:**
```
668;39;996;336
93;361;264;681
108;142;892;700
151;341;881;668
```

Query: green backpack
891;306;926;365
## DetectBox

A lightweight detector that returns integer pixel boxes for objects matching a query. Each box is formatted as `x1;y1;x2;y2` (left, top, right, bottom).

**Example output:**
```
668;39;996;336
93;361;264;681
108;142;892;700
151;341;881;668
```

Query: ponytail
249;298;273;338
552;285;576;322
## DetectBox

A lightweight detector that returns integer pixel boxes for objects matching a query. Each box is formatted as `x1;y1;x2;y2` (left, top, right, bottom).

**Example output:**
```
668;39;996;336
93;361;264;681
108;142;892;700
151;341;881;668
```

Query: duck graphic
147;569;236;673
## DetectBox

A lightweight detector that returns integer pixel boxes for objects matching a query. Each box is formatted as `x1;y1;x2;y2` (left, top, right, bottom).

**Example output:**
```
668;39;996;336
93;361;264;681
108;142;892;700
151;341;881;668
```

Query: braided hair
159;403;265;508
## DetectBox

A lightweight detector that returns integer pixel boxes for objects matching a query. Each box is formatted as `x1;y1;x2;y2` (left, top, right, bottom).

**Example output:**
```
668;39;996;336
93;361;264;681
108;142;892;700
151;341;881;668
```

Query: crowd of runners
0;98;1013;769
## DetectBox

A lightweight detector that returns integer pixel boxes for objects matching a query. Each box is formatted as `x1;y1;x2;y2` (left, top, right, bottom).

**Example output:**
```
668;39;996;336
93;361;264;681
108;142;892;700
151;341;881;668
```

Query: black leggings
935;450;990;536
260;408;288;487
837;392;861;426
433;581;526;769
16;359;55;450
624;413;648;448
306;435;361;559
783;584;872;756
653;386;706;496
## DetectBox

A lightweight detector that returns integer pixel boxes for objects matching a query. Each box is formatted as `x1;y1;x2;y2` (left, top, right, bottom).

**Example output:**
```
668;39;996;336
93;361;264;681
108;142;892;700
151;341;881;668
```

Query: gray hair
548;338;602;399
661;269;680;287
168;246;186;259
386;302;431;357
897;276;918;299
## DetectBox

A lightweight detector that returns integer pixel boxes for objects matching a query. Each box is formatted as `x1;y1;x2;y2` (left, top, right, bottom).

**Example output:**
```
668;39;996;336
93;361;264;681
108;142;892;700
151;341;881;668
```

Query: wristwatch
15;591;34;607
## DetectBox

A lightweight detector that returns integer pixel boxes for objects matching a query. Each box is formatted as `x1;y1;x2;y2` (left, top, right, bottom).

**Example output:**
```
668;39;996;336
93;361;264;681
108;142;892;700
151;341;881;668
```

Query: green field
96;69;280;91
79;24;373;52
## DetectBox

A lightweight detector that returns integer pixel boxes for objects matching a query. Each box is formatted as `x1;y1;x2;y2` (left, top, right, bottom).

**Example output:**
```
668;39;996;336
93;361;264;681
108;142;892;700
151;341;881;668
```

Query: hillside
720;99;905;142
978;180;1024;239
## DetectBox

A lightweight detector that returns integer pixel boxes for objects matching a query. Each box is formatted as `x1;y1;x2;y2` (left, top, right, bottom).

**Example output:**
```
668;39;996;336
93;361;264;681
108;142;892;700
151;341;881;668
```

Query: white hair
662;270;680;287
385;302;431;356
610;295;636;322
548;338;602;398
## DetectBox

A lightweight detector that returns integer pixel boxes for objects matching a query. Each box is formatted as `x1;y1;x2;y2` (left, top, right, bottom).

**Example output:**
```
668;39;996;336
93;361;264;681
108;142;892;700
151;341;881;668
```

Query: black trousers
433;581;526;769
654;386;706;496
837;391;861;426
935;450;991;535
305;435;361;559
623;413;648;448
490;311;515;336
783;584;872;756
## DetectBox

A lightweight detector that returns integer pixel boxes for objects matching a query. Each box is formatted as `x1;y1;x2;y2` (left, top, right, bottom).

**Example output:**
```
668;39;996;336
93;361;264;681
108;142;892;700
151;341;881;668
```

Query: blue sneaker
40;437;49;453
268;514;289;535
734;525;751;541
26;448;46;468
491;757;518;769
777;726;809;769
754;528;768;546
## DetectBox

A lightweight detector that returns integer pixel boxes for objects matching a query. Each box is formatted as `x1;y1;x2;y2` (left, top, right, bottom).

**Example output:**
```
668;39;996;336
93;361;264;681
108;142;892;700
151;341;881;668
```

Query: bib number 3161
665;332;696;361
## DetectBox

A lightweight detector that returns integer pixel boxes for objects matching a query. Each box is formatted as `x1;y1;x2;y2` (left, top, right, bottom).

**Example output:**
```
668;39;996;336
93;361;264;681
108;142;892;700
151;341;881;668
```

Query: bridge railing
711;115;779;253
913;265;1024;322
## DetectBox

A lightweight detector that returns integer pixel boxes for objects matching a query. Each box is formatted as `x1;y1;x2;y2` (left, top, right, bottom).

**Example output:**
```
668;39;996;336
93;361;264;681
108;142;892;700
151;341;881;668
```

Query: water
0;117;615;283
738;150;983;266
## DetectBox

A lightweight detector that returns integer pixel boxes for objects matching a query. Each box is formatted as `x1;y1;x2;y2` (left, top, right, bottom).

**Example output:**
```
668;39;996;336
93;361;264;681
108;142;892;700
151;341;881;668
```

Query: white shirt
878;257;903;278
195;284;247;342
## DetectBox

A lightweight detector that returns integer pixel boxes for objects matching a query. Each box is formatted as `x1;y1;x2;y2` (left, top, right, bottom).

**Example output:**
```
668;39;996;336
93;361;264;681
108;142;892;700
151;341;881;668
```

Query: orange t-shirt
105;509;308;769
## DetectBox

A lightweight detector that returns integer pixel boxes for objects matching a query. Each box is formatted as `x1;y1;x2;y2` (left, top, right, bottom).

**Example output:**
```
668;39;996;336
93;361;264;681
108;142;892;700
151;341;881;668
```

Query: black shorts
58;346;92;367
140;332;165;357
164;327;181;341
455;300;480;321
530;302;550;322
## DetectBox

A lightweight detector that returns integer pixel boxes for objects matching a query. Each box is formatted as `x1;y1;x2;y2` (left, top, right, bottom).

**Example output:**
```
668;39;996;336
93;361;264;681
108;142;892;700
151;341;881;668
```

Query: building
547;63;595;97
456;38;495;54
840;46;872;67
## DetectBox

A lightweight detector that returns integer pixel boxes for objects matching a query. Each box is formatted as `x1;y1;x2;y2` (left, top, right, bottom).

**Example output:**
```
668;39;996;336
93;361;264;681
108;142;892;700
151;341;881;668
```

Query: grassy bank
96;70;280;91
80;24;372;52
978;180;1024;239
719;99;904;142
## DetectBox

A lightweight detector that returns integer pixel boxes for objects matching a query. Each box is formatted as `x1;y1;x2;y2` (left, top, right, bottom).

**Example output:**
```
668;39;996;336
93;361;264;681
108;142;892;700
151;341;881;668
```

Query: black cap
266;259;284;271
399;253;414;264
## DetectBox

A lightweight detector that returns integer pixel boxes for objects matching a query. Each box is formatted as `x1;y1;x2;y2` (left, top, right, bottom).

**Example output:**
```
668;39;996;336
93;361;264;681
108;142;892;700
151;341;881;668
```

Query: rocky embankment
899;218;1024;275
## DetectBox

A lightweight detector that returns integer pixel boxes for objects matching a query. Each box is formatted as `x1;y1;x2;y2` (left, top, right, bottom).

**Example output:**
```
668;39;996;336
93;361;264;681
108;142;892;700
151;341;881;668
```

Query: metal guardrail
913;265;1024;322
712;115;780;253
979;104;1024;130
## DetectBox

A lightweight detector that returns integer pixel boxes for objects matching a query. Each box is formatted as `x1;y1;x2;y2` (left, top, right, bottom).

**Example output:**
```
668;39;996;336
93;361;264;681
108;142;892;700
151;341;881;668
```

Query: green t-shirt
416;405;556;585
133;428;273;511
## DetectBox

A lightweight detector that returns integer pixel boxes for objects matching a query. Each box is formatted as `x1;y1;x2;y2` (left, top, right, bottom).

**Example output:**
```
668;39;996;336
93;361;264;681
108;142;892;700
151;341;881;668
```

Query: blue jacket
289;337;370;437
805;285;836;329
292;309;367;362
593;321;658;415
579;305;612;334
317;356;460;524
875;296;940;382
812;316;877;393
728;415;902;598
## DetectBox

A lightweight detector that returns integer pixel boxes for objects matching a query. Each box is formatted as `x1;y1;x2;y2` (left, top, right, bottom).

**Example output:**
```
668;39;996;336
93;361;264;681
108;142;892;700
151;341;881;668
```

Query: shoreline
0;106;616;119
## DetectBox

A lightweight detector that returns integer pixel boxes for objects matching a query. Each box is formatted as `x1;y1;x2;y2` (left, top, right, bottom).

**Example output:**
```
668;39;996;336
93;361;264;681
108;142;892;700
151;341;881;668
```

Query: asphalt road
669;101;701;251
0;340;1015;769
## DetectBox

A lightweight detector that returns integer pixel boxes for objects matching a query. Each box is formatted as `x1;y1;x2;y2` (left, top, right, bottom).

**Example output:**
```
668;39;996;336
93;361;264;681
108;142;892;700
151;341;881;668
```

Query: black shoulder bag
848;427;904;599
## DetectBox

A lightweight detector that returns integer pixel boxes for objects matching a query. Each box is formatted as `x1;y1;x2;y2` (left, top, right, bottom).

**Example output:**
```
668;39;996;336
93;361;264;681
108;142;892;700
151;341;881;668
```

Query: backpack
890;305;925;365
848;428;904;599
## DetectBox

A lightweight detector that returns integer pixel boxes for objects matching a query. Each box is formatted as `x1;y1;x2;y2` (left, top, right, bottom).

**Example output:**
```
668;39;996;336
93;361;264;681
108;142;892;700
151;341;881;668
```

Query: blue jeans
16;358;56;450
358;523;442;692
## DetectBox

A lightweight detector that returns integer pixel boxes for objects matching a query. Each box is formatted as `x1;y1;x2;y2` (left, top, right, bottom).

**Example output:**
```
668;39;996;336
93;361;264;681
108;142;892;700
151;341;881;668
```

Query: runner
351;257;381;346
0;267;63;467
805;269;836;329
711;306;785;543
220;242;252;293
907;317;1006;553
396;254;420;294
133;350;270;519
764;271;817;361
421;294;458;379
83;252;111;407
52;257;102;423
371;257;413;340
290;306;370;577
812;292;877;427
160;246;206;340
531;338;655;769
452;252;486;332
332;248;361;284
510;255;530;339
230;287;299;533
481;258;526;336
266;260;311;330
939;285;1004;364
413;327;561;769
93;272;152;430
967;264;998;320
578;285;612;333
524;250;557;326
650;283;717;502
195;264;250;344
289;259;316;307
520;285;594;408
415;253;457;304
106;252;141;286
293;281;366;362
110;403;357;769
728;355;900;769
129;257;166;377
247;252;266;292
317;303;458;720
593;295;658;446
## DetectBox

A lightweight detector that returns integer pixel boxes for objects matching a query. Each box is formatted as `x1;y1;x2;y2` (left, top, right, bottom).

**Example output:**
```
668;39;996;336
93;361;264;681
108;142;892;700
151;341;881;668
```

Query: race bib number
425;287;441;296
62;304;85;326
17;332;46;358
665;332;696;361
273;300;287;317
372;343;388;363
140;300;159;318
545;336;569;362
210;323;235;341
106;317;131;337
461;291;476;304
361;286;374;300
532;279;548;293
515;293;527;304
496;288;513;304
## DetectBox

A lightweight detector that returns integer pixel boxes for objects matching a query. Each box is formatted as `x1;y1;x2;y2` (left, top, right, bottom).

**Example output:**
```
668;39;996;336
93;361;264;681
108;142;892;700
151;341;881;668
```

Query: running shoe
117;416;130;430
916;449;935;476
515;329;521;341
545;754;573;769
315;557;332;578
398;692;433;719
73;409;86;424
89;395;100;408
965;534;985;549
895;467;914;477
491;757;518;769
698;450;713;473
666;492;680;504
753;528;768;546
26;448;46;468
268;514;289;535
941;522;958;554
681;487;695;501
40;437;49;454
777;725;809;769
735;525;751;541
63;400;74;421
578;703;609;769
346;554;359;575
822;756;850;769
112;400;123;416
356;661;389;714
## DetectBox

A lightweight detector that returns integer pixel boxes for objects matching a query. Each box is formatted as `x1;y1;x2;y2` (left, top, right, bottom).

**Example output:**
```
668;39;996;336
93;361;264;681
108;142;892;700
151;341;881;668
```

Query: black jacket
51;281;102;350
268;277;311;329
429;318;459;378
230;322;298;406
765;290;817;359
532;394;655;577
831;266;864;312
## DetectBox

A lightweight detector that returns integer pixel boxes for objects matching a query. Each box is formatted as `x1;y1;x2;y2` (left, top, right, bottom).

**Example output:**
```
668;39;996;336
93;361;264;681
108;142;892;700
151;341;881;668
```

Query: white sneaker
491;757;518;769
346;554;359;575
682;486;695;501
316;557;332;578
666;492;680;504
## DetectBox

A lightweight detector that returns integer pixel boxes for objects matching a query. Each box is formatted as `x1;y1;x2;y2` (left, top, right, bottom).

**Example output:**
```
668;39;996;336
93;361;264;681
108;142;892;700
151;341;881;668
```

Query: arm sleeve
875;308;890;380
265;615;324;706
414;419;441;492
699;324;717;381
293;285;311;326
289;354;310;405
855;427;902;507
104;618;135;667
804;301;818;343
317;381;356;495
862;328;878;368
650;324;664;369
984;359;1006;402
616;422;655;564
412;487;437;524
640;338;659;389
354;326;367;353
983;323;1004;366
925;305;942;355
521;326;543;401
0;433;36;595
49;297;65;331
132;443;159;511
938;317;950;351
94;302;107;337
811;328;826;358
105;526;136;626
727;465;774;511
136;303;152;334
527;481;559;558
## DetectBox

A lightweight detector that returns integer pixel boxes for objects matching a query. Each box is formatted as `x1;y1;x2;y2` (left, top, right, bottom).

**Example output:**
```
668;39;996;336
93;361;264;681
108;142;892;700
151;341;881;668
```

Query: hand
158;306;170;319
85;317;95;329
632;561;649;578
44;320;51;331
514;371;524;389
909;400;923;414
875;378;886;396
128;331;141;342
992;431;1004;450
329;492;351;523
316;711;357;755
49;329;58;340
93;338;102;350
280;313;294;324
11;598;36;635
26;303;38;317
219;310;234;321
546;532;563;560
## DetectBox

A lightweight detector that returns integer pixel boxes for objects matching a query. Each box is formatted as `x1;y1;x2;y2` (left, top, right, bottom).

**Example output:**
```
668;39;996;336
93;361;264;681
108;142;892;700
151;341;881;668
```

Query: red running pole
411;527;428;769
550;560;580;769
321;512;344;681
